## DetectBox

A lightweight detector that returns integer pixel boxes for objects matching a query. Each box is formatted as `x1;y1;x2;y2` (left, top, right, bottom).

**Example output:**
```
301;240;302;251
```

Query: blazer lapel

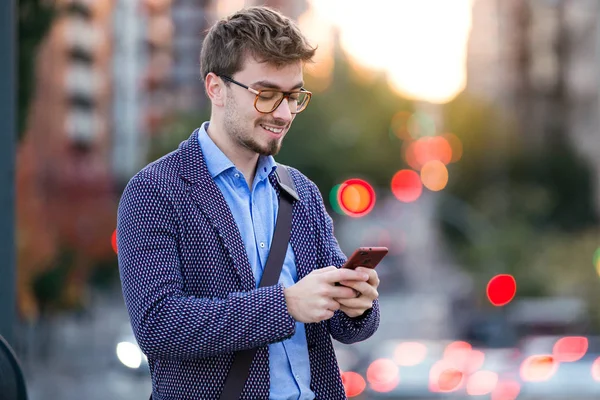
179;130;256;292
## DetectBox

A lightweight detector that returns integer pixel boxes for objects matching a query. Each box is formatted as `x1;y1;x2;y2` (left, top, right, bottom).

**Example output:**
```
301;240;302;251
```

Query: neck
206;119;259;185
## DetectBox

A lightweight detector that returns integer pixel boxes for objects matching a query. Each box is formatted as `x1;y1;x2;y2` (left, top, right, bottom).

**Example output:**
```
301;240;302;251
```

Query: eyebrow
250;80;304;90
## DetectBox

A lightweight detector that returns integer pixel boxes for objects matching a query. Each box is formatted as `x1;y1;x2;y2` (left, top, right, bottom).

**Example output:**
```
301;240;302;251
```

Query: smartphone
342;247;389;270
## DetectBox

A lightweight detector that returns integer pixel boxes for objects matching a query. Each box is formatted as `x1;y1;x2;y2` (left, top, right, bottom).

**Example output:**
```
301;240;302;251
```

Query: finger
311;266;337;275
326;300;341;312
339;305;367;318
338;281;379;300
323;268;369;284
338;296;375;311
328;285;358;299
355;267;380;286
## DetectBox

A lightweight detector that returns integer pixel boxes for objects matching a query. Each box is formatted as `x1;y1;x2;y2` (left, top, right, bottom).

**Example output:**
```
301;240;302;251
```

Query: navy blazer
117;130;380;399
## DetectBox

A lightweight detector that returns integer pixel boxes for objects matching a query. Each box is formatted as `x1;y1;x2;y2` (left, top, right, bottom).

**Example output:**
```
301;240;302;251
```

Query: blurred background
6;0;600;399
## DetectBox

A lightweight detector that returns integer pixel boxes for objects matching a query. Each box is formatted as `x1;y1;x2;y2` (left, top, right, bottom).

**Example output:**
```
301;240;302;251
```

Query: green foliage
32;249;74;313
18;0;55;139
277;58;413;193
439;93;599;298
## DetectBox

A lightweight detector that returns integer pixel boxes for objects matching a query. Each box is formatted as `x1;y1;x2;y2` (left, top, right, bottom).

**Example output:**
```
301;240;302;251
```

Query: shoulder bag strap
219;163;297;400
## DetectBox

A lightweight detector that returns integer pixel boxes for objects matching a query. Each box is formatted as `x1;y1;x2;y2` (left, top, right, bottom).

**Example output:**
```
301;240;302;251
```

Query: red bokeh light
466;370;498;396
443;133;463;163
391;170;423;203
466;349;486;374
111;229;118;254
341;371;366;398
443;341;472;366
413;136;453;167
553;336;588;362
394;341;428;366
520;355;558;382
491;380;521;400
337;178;376;217
366;359;399;389
486;274;517;306
592;357;600;381
429;360;463;392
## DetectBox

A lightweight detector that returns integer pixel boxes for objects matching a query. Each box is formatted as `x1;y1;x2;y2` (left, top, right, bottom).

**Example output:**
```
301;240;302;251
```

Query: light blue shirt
198;123;315;400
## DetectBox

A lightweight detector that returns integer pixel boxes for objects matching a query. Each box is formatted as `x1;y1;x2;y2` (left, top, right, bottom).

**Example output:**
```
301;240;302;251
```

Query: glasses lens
294;92;310;113
256;91;284;113
255;91;310;113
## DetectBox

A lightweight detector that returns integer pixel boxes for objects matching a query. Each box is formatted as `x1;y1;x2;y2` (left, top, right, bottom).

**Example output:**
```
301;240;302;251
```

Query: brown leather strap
219;164;297;400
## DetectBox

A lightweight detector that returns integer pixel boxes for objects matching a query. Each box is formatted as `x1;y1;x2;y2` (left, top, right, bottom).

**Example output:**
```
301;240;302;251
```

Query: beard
224;93;286;156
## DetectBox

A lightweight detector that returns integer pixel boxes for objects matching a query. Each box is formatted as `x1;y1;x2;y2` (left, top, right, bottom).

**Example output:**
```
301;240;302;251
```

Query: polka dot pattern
117;129;380;399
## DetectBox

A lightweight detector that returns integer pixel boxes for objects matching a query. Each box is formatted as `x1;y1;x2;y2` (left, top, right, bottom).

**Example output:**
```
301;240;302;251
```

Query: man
117;6;380;400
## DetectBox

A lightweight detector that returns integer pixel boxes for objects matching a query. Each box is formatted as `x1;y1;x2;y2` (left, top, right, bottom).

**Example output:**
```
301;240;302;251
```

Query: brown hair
200;6;316;81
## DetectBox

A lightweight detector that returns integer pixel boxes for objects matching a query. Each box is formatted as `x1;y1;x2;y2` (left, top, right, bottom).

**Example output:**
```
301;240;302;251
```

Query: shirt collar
198;122;277;182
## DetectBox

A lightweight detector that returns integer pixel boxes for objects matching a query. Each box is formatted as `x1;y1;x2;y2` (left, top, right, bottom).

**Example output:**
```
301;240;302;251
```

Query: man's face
223;56;303;156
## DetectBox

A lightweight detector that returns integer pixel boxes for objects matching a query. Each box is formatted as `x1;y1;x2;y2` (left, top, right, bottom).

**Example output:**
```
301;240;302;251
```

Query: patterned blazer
117;129;380;400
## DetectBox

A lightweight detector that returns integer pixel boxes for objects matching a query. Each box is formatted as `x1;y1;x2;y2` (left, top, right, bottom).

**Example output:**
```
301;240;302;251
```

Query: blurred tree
440;93;599;300
18;0;54;139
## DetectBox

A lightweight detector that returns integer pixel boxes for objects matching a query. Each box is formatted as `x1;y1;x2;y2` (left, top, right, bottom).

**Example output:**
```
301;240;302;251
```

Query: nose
271;96;293;122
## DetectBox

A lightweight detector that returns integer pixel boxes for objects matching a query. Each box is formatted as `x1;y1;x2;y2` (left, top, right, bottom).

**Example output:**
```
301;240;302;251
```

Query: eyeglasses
219;75;312;114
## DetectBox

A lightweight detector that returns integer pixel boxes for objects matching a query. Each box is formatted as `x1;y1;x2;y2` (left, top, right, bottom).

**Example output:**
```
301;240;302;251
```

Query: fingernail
362;274;369;280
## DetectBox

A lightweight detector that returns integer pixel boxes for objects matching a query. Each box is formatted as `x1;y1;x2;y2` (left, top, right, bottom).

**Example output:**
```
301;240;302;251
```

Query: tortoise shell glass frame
219;75;312;114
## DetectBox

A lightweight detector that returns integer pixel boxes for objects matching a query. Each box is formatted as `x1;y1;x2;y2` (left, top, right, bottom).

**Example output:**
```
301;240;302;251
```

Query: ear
205;72;225;107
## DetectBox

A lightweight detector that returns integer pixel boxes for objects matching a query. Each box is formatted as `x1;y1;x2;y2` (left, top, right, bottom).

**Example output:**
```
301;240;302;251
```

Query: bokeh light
443;340;472;366
389;110;412;141
393;341;427;366
592;357;600;382
443;133;463;163
486;274;517;306
337;179;376;218
407;111;436;139
553;336;588;362
403;140;421;170
341;371;366;397
414;136;453;166
520;355;558;382
420;160;449;191
111;229;118;254
329;184;345;215
367;359;400;392
466;370;498;396
391;170;423;203
465;349;485;374
491;380;521;400
430;361;463;392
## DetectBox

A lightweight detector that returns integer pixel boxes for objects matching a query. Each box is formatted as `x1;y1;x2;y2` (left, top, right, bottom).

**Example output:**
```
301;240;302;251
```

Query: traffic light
336;178;376;218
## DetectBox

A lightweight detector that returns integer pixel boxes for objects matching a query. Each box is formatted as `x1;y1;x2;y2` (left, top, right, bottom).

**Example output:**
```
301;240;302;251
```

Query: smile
260;124;284;134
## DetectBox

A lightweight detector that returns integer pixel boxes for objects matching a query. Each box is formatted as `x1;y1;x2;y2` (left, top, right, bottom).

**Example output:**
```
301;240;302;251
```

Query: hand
336;267;380;318
284;266;370;323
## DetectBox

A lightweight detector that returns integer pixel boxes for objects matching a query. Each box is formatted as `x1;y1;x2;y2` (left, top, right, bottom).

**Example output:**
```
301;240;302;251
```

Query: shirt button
260;242;265;248
234;173;240;178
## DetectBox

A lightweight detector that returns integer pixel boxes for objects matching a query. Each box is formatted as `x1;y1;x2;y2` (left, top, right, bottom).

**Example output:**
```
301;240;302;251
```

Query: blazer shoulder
130;148;183;189
281;165;322;206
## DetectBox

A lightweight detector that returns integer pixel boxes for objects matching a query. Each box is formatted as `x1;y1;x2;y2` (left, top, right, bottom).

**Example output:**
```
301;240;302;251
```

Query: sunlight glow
304;0;474;103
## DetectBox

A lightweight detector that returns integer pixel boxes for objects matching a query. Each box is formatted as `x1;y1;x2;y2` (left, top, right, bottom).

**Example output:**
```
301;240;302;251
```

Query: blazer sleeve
308;182;380;344
117;175;296;361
